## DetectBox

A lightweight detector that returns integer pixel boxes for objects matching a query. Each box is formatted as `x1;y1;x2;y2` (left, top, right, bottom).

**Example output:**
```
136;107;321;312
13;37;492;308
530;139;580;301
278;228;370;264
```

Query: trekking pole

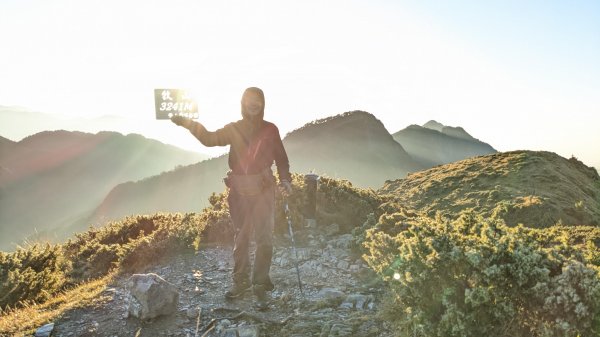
283;197;304;295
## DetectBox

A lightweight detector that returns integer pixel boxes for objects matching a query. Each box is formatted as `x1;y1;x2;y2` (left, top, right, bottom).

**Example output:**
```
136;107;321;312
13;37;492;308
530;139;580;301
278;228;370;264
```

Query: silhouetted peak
285;110;386;139
423;120;445;132
441;126;475;141
421;121;476;141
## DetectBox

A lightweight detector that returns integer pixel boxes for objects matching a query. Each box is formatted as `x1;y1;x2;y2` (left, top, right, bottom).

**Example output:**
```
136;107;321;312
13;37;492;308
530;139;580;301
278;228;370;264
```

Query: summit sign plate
154;89;198;120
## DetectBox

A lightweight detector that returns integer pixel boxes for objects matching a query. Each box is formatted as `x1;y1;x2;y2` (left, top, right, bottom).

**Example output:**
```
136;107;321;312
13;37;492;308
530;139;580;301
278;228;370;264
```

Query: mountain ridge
0;130;208;250
91;110;424;224
393;121;496;167
379;150;600;227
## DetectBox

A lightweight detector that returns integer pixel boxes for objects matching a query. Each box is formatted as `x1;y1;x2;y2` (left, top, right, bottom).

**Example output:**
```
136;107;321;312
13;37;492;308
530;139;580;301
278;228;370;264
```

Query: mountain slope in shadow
284;110;423;186
92;110;424;224
393;120;496;167
0;130;207;250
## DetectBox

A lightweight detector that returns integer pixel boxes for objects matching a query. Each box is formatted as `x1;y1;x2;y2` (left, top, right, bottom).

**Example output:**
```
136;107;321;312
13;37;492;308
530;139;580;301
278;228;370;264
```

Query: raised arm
171;116;231;147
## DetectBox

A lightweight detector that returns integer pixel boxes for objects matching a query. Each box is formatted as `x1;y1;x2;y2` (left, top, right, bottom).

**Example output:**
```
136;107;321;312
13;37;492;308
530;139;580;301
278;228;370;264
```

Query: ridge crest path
51;224;393;337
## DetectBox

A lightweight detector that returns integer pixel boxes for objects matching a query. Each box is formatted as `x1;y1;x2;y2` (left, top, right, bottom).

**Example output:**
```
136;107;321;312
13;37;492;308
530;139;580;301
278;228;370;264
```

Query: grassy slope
379;150;600;227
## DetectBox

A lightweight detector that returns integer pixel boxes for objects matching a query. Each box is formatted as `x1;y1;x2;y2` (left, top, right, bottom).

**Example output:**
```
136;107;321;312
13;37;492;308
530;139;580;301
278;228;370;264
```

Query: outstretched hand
171;115;190;127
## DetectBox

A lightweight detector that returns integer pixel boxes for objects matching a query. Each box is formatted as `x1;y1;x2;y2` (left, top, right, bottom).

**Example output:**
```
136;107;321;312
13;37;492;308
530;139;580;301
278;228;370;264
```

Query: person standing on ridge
171;87;292;310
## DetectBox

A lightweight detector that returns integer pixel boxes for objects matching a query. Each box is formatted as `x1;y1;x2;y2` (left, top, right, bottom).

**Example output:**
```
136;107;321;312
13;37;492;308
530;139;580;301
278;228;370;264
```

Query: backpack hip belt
223;168;275;196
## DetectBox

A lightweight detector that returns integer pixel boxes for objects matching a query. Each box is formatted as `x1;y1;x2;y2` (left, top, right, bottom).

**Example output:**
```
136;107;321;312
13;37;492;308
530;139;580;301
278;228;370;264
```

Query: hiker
171;87;292;310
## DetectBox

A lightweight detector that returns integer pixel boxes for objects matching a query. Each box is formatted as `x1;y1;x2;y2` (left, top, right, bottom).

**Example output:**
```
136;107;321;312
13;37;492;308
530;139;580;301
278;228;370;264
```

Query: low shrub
0;244;71;309
363;211;600;337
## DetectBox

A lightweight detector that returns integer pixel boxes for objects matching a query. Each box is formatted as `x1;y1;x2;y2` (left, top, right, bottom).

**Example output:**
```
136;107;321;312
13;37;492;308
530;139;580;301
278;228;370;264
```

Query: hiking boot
253;284;269;311
224;280;252;299
264;279;275;292
252;277;275;291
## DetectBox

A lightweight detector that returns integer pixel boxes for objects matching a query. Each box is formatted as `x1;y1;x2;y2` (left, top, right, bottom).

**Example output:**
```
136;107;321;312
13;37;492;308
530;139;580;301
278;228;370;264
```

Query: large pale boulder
126;273;179;320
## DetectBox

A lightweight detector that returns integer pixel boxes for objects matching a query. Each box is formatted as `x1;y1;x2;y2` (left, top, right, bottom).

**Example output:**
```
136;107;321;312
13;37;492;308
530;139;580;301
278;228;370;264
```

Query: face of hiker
242;98;263;117
241;87;265;119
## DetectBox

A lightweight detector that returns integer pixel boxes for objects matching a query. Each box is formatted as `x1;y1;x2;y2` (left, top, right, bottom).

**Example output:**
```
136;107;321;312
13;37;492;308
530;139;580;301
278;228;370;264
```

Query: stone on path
222;325;259;337
126;273;179;320
339;293;375;310
316;288;346;300
35;322;54;337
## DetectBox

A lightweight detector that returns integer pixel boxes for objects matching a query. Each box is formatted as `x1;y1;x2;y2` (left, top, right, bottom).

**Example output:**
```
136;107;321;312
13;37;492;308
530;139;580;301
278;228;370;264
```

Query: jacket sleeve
272;125;291;181
185;120;231;147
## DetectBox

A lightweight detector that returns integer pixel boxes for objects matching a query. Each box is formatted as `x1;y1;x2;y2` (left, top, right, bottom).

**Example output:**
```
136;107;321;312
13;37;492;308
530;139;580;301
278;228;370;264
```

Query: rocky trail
44;224;392;337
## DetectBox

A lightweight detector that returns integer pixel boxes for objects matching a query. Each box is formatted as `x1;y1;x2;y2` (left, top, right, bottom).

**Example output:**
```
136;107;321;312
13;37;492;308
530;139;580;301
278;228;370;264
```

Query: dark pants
227;184;275;287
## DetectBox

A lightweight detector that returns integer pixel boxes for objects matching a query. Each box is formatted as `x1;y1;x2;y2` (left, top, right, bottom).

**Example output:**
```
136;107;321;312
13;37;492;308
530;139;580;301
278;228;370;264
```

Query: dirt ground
48;225;393;337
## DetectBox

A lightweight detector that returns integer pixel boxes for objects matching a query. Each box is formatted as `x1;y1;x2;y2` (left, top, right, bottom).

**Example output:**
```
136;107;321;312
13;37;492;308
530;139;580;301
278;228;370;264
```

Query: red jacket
183;118;291;182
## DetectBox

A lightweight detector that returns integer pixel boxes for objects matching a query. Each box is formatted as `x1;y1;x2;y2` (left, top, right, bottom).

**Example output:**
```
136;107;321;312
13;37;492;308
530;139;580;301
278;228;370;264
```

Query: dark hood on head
241;87;265;123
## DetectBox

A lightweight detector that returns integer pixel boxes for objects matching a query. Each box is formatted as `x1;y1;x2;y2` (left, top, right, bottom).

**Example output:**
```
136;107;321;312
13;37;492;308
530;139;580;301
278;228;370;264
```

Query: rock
336;260;349;270
299;260;319;276
217;261;228;271
186;306;200;319
295;248;311;261
126;273;179;320
327;248;349;260
316;288;345;300
339;294;373;310
215;319;232;335
331;234;353;249
339;301;354;309
290;321;319;334
34;323;54;337
354;294;369;309
237;325;260;337
329;323;353;336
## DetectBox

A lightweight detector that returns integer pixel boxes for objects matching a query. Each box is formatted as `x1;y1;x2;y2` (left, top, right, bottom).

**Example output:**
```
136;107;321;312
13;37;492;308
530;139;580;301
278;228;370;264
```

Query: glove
171;115;190;127
279;179;292;197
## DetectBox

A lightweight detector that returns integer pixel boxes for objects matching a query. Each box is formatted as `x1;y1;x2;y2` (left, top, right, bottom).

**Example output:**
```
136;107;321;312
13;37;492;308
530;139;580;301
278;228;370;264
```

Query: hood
241;87;265;124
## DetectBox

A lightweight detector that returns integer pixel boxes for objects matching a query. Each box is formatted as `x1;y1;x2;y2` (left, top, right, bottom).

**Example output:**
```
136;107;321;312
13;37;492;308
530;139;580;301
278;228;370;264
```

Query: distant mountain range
0;106;129;142
91;111;424;223
0;130;207;250
0;105;212;156
1;109;505;250
392;120;496;167
284;111;423;185
93;112;505;227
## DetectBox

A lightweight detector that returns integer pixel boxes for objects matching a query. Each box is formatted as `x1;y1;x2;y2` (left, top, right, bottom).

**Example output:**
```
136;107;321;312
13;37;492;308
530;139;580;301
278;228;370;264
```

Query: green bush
65;213;206;279
0;244;71;309
363;212;600;337
312;176;385;232
0;212;209;310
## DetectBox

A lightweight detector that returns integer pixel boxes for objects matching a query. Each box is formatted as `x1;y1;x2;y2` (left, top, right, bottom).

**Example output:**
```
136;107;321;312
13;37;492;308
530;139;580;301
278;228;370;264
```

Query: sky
1;0;599;168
